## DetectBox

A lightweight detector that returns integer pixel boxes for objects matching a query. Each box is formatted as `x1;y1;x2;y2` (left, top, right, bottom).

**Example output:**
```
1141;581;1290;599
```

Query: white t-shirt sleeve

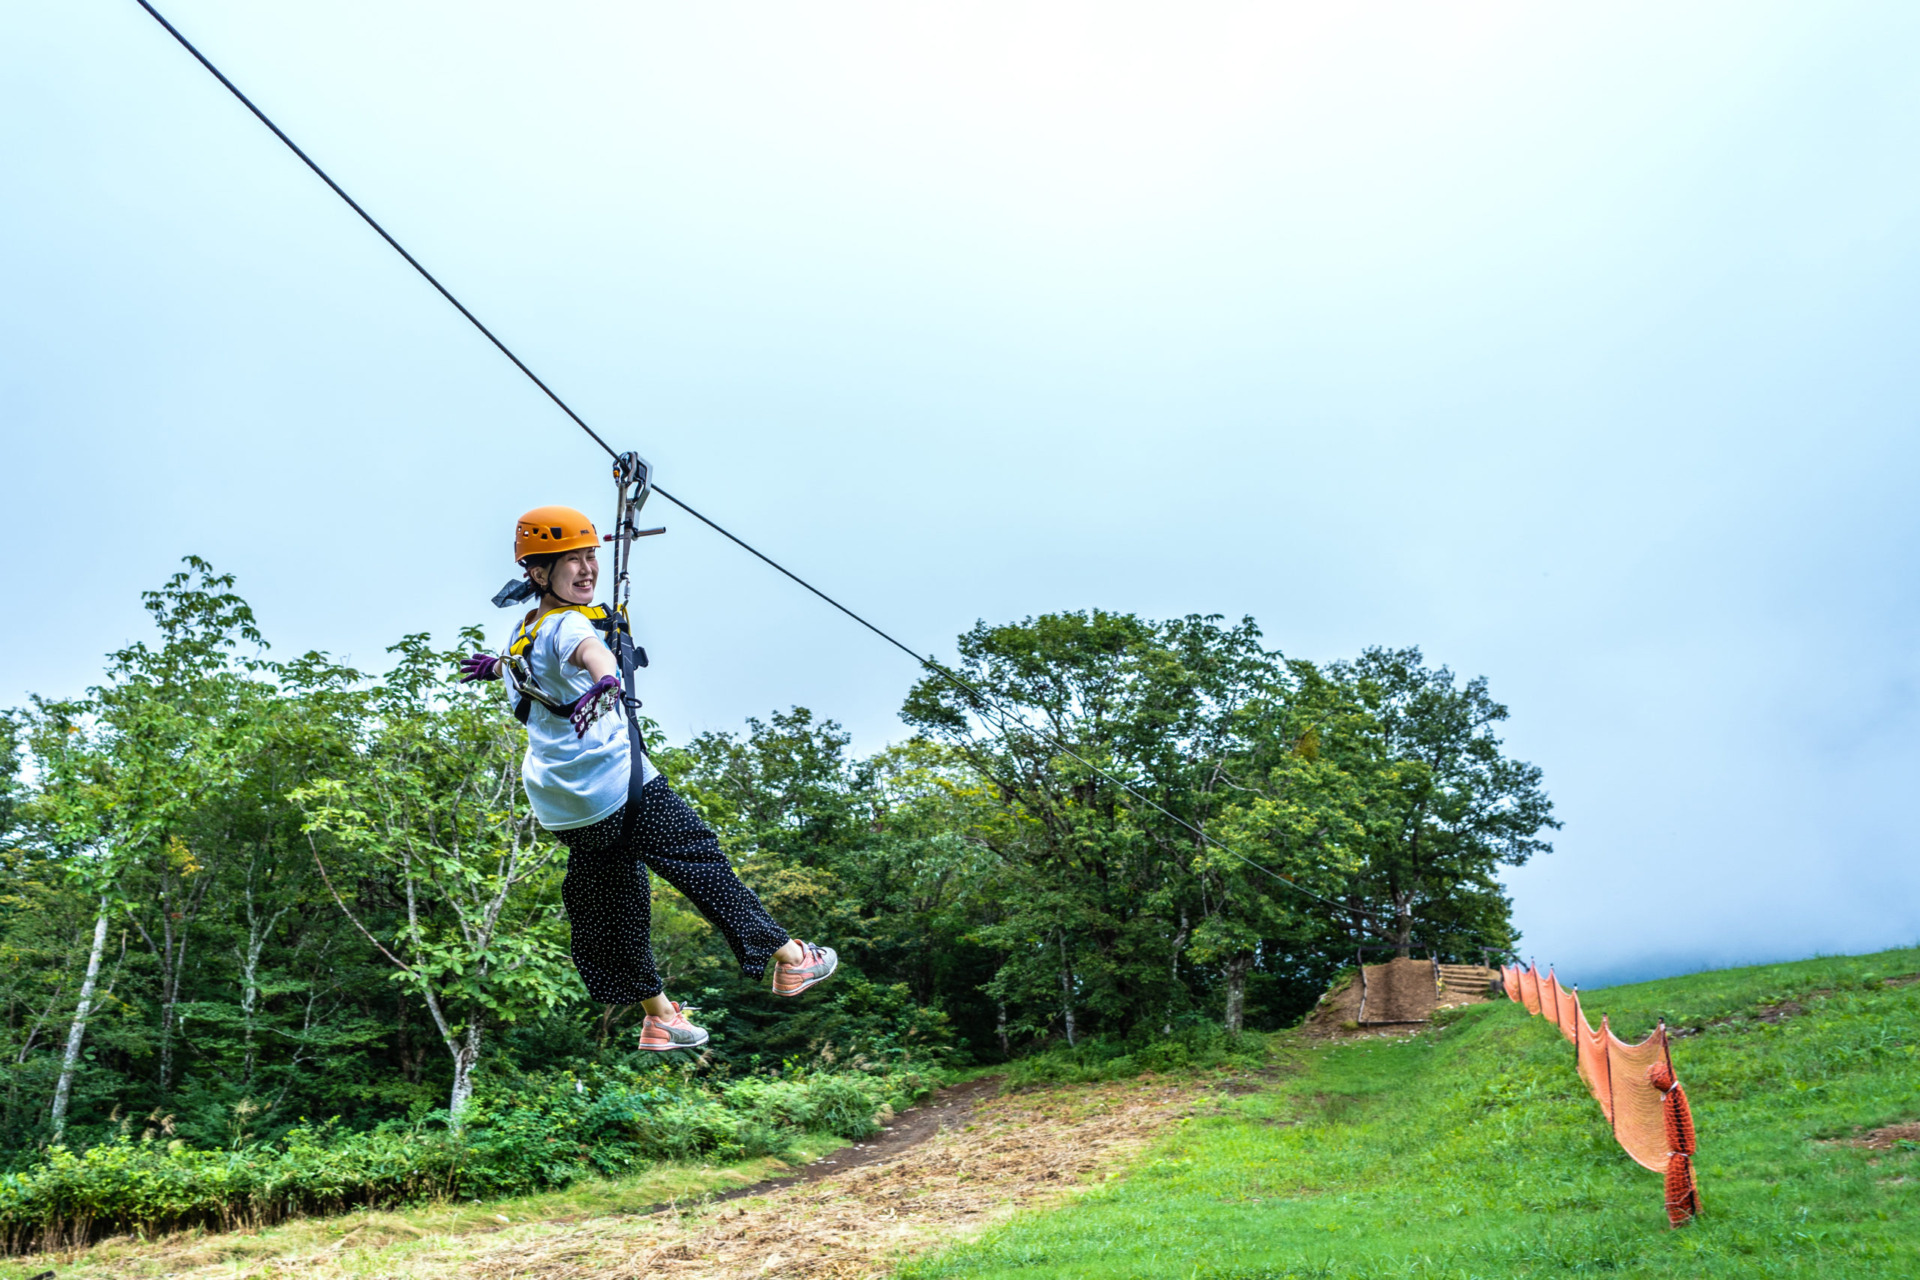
547;610;600;680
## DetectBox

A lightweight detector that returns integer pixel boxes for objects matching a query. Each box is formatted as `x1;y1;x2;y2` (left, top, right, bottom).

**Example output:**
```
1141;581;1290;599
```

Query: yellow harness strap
505;604;629;724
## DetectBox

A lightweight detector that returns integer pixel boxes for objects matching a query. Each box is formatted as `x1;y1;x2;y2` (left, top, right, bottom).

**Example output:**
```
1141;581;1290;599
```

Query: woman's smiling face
541;547;599;603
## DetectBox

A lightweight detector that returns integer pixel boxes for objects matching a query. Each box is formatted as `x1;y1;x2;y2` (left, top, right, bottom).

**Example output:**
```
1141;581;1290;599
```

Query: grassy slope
903;946;1920;1280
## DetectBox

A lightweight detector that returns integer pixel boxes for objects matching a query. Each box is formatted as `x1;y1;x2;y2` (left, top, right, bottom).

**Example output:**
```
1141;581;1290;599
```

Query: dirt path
692;1075;1004;1208
121;1076;1194;1280
452;1078;1192;1280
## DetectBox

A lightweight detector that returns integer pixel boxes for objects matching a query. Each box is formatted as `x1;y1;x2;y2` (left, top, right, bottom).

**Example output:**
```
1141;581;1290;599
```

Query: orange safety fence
1502;960;1700;1226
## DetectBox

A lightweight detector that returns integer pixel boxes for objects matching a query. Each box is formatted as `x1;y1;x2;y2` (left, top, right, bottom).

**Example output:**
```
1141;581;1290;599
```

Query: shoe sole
772;953;838;997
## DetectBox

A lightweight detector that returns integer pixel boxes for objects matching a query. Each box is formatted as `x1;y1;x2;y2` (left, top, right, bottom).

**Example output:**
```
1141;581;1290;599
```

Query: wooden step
1436;965;1499;1000
1438;964;1496;983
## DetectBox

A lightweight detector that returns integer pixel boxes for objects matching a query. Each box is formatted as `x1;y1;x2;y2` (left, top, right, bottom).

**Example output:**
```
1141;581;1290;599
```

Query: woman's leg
556;808;666;1004
629;775;791;979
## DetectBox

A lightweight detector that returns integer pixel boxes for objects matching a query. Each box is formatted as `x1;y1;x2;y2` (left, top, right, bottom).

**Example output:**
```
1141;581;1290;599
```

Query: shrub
1002;1021;1269;1090
0;1061;940;1254
755;976;961;1072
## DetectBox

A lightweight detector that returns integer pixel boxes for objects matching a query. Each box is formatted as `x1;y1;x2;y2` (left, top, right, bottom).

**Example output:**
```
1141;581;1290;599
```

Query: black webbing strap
612;627;651;849
512;688;572;725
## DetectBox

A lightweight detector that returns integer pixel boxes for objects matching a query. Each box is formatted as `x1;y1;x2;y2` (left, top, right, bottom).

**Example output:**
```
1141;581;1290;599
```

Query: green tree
852;741;1002;1021
660;712;990;1064
0;713;21;842
14;560;266;1134
295;631;572;1123
900;611;1289;1043
1322;647;1557;959
163;647;390;1141
662;708;879;1061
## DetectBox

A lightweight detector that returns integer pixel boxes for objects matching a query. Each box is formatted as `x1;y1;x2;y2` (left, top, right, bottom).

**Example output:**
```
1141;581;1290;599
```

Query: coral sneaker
771;941;838;997
637;1002;709;1052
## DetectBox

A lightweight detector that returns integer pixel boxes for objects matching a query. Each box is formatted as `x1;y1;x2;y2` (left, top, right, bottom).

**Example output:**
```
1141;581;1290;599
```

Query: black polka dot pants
553;775;790;1004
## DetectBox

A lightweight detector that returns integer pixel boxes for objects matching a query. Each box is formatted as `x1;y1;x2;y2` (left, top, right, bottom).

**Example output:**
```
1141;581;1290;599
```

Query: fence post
1572;986;1582;1065
1601;1014;1618;1138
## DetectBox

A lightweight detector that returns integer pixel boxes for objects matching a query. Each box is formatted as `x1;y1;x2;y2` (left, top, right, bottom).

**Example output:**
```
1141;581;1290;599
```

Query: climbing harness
497;488;661;729
495;458;667;842
125;0;1391;923
501;602;639;726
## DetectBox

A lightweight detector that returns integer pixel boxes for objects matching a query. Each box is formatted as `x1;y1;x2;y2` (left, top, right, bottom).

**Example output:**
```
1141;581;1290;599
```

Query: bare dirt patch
1303;973;1363;1038
685;1075;1003;1209
1843;1122;1920;1151
86;1078;1195;1280
1676;992;1832;1037
447;1079;1191;1280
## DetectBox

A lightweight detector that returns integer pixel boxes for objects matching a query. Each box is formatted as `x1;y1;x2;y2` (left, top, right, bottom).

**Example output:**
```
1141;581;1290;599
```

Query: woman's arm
566;634;619;682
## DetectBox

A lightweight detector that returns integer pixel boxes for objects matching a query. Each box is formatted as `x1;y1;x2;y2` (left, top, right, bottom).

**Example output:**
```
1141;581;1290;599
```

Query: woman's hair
520;551;564;596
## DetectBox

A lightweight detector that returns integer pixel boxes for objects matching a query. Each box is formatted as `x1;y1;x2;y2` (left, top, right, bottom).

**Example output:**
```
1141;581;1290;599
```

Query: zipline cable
128;0;621;462
129;0;1395;926
654;488;1381;921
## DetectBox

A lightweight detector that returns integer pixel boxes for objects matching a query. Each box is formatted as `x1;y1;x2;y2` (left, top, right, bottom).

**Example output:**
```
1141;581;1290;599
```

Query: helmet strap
531;567;592;609
522;557;595;611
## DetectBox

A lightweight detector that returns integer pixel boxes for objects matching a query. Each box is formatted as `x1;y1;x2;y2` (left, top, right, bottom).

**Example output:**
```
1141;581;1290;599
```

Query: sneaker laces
649;1001;698;1023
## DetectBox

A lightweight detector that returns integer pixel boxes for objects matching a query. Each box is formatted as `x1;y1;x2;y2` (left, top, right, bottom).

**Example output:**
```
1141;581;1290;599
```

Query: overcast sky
5;2;1916;987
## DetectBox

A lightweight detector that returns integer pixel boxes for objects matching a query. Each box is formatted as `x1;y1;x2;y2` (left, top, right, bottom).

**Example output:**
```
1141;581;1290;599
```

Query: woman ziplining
127;0;1379;958
459;504;837;1051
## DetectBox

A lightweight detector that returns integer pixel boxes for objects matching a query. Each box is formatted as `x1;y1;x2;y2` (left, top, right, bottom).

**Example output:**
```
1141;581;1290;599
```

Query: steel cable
129;0;1389;924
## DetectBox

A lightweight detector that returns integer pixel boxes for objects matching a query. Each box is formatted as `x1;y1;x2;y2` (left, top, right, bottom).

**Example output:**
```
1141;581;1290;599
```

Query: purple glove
570;675;623;737
459;653;502;683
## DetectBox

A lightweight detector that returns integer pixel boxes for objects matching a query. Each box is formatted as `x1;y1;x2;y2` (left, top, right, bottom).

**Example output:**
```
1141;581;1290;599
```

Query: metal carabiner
605;451;659;658
612;451;652;515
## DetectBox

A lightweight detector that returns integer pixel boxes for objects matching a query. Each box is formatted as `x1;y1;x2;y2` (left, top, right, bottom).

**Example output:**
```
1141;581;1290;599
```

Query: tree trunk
1223;953;1253;1033
128;870;211;1098
237;877;289;1089
447;1022;482;1123
995;1002;1010;1057
1165;908;1192;1035
1394;889;1415;959
239;938;261;1086
1058;934;1077;1048
1168;909;1190;985
50;901;110;1141
408;967;483;1128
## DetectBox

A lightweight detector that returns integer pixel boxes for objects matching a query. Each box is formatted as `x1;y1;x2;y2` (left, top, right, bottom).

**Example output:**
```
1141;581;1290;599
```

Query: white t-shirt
504;609;653;830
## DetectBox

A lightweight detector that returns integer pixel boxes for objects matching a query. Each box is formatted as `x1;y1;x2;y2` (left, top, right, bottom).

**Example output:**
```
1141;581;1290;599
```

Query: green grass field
902;946;1920;1280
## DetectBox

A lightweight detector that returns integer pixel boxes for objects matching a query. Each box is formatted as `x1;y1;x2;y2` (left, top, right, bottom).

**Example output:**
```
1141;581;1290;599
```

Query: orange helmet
514;506;600;563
